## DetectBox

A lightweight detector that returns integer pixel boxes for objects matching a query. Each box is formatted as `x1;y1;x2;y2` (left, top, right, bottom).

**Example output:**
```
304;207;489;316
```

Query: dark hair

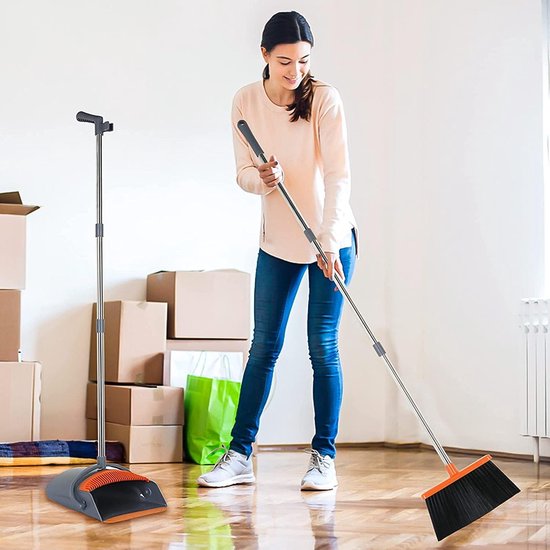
261;11;316;122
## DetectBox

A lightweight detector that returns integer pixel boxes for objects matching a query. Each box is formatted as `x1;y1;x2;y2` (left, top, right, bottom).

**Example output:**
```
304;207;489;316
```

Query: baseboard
257;441;415;453
418;443;545;463
256;441;548;463
257;443;312;453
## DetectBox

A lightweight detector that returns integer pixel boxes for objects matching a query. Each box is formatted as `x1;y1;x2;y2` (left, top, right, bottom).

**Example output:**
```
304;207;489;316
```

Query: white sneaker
197;449;255;488
300;449;338;491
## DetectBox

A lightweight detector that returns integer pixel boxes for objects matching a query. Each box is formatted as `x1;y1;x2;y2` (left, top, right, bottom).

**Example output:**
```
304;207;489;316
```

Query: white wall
1;1;545;458
374;1;546;457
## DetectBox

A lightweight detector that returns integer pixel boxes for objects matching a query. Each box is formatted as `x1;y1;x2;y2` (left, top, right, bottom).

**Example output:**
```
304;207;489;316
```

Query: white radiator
521;298;550;461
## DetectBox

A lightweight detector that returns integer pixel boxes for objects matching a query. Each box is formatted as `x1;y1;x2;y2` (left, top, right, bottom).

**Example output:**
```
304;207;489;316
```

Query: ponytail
288;71;316;122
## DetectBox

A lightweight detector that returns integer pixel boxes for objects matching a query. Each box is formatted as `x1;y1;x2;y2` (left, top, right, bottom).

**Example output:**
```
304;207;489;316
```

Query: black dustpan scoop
46;463;166;522
46;112;167;522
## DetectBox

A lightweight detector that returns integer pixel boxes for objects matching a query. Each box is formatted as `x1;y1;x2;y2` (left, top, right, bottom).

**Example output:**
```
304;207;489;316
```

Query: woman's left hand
316;252;345;290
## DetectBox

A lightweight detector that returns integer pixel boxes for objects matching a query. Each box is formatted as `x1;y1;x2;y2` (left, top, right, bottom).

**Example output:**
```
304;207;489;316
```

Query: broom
237;119;520;541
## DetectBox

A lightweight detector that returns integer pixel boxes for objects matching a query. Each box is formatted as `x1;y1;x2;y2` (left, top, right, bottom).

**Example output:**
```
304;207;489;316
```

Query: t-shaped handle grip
76;111;114;135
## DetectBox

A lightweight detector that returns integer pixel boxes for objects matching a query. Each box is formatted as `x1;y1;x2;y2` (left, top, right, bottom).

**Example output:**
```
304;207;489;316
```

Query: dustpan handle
237;119;452;467
95;131;106;468
78;111;114;468
77;111;114;136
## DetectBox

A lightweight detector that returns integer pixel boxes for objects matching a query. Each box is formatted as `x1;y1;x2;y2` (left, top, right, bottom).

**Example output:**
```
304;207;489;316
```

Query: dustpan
46;112;167;522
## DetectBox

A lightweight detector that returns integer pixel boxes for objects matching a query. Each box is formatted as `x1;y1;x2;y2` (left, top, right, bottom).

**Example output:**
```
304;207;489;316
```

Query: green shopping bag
184;373;241;464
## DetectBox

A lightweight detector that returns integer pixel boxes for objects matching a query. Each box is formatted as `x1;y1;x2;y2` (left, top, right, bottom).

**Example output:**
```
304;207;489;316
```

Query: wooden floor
0;448;548;549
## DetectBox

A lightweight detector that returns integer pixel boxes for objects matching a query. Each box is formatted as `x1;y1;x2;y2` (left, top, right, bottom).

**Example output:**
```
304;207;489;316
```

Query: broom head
422;454;520;541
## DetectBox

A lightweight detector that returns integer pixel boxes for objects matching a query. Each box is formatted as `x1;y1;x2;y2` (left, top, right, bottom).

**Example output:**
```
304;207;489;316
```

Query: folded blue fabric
0;440;124;461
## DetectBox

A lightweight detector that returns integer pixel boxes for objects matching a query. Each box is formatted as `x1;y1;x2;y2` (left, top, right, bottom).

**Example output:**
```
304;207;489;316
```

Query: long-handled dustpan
46;112;167;523
237;119;520;541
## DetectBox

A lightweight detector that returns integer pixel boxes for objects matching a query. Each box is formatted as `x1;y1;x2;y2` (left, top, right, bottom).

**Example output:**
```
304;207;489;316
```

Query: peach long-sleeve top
231;79;357;264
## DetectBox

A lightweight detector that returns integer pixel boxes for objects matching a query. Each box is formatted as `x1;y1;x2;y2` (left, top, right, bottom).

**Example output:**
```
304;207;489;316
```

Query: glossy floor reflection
0;448;548;549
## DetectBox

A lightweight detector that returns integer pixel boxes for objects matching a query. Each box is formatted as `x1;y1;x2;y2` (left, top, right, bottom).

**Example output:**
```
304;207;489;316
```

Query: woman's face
261;41;311;90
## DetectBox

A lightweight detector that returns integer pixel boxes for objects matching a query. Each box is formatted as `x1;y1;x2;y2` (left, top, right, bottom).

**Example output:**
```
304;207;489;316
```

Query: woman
198;11;358;491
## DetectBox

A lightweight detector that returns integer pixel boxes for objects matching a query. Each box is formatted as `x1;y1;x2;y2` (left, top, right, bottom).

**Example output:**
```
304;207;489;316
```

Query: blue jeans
230;231;357;459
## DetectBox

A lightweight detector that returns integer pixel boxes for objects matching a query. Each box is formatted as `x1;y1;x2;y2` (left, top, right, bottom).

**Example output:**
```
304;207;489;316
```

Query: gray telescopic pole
76;112;114;469
236;119;452;467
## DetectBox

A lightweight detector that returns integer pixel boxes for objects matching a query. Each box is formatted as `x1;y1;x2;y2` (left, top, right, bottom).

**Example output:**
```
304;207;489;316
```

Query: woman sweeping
198;10;358;491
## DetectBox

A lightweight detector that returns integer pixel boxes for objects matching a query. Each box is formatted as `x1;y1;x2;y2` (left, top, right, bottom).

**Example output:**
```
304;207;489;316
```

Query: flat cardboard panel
0;290;21;361
0;192;22;204
0;192;40;215
147;270;250;339
0;362;41;442
86;420;183;463
0;215;26;289
0;205;39;215
86;383;184;425
89;301;167;384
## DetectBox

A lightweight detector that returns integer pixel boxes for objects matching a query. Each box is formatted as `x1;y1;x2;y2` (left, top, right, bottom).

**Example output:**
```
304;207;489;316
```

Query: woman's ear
260;46;269;63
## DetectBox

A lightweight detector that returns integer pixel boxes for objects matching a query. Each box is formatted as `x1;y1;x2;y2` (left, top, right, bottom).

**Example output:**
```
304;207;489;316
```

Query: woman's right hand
258;155;283;188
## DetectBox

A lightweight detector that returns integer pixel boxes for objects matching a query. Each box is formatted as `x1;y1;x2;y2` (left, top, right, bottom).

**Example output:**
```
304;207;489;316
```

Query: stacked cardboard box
0;192;41;443
147;270;251;385
86;270;252;462
86;300;184;463
85;383;183;464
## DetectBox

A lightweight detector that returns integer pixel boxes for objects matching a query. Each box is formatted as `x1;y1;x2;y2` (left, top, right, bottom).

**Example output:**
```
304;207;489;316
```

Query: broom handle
237;120;452;467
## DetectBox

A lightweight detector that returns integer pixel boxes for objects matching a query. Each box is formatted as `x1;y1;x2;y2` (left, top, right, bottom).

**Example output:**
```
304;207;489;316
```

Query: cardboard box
164;338;250;387
146;270;251;339
0;362;41;442
0;192;40;290
89;301;167;384
0;290;21;361
86;383;184;425
86;420;183;463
